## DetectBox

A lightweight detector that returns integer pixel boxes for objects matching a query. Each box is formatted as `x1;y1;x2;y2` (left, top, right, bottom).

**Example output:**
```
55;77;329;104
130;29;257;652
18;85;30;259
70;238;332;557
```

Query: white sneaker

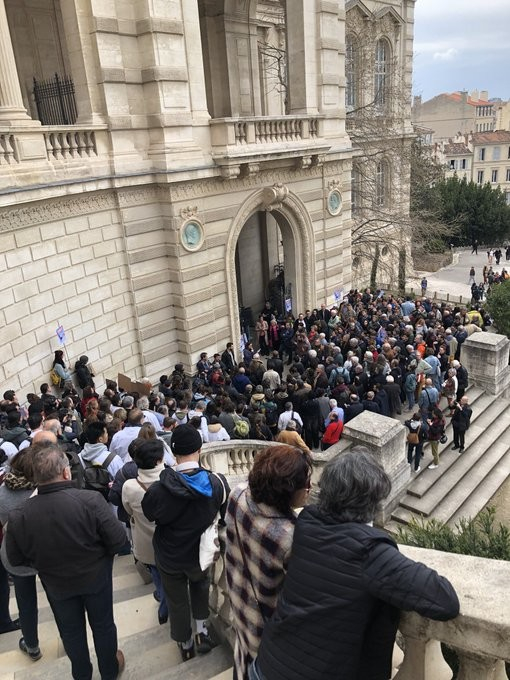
415;466;421;472
428;464;438;469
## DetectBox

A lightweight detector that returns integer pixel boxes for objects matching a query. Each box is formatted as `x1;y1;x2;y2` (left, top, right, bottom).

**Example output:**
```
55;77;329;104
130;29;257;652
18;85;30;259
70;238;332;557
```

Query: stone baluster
393;637;452;680
455;651;504;680
0;0;32;124
494;660;510;680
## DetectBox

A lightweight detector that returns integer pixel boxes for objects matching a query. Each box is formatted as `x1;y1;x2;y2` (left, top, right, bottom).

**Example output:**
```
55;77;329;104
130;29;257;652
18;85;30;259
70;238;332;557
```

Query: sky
413;0;510;102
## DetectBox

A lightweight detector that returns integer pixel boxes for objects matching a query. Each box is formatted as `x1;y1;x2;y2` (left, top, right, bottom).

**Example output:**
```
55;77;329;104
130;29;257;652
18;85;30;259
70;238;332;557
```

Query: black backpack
83;451;116;499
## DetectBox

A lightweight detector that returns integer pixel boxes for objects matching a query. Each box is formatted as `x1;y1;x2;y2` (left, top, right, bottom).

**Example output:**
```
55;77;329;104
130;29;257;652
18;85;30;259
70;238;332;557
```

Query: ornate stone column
0;0;32;124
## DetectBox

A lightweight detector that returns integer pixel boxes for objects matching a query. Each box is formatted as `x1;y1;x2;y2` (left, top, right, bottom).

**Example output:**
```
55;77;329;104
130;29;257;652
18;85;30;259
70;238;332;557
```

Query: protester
250;450;459;680
226;446;312;680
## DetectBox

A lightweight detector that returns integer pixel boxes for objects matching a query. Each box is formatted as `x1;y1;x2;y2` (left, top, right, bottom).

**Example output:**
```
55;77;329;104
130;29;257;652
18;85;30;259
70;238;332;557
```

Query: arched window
374;38;390;111
375;160;389;207
351;165;361;214
346;35;357;111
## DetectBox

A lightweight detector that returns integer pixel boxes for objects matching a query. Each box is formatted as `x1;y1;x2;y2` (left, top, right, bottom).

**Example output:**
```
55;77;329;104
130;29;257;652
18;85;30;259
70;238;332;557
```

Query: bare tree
344;9;453;292
256;1;288;114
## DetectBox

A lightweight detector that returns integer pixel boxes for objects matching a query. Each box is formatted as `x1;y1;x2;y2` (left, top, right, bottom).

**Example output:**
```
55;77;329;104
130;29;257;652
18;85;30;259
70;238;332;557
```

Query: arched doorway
235;210;291;336
226;186;315;356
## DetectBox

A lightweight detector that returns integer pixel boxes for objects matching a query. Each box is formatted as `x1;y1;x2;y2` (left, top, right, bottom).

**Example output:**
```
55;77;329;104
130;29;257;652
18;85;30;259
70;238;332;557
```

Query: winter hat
170;425;202;456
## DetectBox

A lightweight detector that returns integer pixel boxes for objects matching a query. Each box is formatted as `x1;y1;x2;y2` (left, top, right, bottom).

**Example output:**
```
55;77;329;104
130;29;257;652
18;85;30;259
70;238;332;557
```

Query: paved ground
407;247;509;300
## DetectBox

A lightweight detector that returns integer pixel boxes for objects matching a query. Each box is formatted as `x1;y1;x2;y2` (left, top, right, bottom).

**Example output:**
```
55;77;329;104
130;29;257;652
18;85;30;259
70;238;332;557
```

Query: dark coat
257;508;459;680
6;482;126;596
451;404;472;433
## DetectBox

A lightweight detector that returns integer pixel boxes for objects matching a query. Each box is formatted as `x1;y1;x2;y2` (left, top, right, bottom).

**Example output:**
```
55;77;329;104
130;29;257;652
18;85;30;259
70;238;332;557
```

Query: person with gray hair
6;443;127;679
251;448;459;680
137;396;161;431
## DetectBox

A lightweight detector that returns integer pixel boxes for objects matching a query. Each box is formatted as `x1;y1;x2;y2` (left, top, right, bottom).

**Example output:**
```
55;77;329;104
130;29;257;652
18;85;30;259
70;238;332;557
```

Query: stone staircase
386;385;510;534
0;556;233;680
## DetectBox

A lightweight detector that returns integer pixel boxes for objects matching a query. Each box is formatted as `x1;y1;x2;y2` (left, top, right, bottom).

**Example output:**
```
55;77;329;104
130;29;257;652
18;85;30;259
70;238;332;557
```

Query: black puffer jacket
257;506;459;680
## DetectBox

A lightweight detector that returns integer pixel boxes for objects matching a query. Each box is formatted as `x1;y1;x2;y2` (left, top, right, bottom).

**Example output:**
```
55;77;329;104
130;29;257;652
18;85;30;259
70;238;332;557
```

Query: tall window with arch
375;160;390;208
345;35;358;112
374;38;390;112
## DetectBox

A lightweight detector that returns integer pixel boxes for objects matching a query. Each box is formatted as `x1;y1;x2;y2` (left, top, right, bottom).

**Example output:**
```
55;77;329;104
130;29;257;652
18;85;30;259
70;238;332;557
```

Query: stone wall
0;191;144;396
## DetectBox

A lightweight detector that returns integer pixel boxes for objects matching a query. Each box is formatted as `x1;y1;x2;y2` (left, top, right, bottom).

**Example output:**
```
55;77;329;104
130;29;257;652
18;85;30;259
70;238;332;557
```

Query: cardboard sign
117;373;151;396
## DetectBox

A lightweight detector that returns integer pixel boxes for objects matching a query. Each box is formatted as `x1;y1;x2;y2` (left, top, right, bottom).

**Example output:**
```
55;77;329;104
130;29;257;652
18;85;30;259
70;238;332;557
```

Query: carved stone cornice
0;192;116;232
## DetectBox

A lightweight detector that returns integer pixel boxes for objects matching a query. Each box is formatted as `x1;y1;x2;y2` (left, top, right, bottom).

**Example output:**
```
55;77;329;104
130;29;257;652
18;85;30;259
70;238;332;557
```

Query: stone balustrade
0;133;17;163
211;114;322;148
209;115;329;176
43;127;100;161
210;538;510;680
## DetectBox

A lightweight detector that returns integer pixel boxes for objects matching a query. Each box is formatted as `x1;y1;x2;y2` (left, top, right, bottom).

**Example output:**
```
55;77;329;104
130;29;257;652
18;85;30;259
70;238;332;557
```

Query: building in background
0;0;416;397
412;90;499;141
435;131;510;205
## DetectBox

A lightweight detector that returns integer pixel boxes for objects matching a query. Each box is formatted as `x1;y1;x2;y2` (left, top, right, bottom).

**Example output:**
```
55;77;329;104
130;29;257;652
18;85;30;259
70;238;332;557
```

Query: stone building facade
0;0;416;396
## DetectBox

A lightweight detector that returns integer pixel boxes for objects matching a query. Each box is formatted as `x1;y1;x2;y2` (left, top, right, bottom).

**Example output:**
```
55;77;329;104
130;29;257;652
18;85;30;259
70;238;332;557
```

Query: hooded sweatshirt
142;466;229;570
79;442;123;479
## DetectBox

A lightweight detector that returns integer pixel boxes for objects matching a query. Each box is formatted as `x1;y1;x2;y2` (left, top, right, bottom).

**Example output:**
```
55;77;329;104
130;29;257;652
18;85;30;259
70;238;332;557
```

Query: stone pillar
0;0;32;124
343;411;410;525
461;333;510;397
136;0;212;169
315;0;346;141
286;0;318;114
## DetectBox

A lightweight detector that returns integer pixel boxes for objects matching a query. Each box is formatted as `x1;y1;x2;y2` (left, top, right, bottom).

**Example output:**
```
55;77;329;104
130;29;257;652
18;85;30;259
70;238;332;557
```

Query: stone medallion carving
180;217;204;252
327;179;342;216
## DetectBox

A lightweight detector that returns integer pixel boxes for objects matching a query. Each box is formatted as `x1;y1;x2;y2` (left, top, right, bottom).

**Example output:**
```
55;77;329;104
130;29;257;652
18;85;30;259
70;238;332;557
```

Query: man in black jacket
451;396;472;453
6;443;126;680
142;425;229;662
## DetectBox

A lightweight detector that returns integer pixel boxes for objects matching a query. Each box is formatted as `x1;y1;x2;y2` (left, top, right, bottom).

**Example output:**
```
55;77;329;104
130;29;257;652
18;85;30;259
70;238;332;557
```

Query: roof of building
471;130;510;144
447;92;490;107
444;143;471;156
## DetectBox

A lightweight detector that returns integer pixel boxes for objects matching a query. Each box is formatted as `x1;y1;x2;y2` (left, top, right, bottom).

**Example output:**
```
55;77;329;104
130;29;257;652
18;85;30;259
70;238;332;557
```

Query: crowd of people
0;285;485;678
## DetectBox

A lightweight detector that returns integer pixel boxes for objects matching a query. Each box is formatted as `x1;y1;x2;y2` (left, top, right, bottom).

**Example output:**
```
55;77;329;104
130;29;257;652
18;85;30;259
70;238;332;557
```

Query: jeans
407;443;423;471
12;575;38;649
147;564;168;621
406;391;415;410
44;561;118;680
158;563;210;643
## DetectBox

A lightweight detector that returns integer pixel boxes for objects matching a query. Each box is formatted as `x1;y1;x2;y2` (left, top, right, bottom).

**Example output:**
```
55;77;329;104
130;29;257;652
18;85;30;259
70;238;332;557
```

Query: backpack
50;369;62;387
232;414;250;439
83;451;117;499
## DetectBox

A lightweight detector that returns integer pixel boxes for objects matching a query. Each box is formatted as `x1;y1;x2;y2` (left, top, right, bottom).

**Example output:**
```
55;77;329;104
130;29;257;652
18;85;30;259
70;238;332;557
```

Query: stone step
152;644;233;680
406;392;500;499
447;447;510;527
393;407;510;523
0;555;166;678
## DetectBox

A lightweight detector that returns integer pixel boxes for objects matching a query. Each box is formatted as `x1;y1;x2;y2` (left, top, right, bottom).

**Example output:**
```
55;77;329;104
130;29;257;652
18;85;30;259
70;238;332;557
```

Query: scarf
3;469;34;491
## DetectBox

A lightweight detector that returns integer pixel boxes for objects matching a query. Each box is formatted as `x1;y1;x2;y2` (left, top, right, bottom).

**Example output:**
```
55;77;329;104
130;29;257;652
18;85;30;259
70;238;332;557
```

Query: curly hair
249;445;313;516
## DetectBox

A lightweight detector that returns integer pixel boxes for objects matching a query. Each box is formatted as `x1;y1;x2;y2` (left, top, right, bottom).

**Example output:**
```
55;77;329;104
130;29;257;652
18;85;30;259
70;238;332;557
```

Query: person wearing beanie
142;425;230;662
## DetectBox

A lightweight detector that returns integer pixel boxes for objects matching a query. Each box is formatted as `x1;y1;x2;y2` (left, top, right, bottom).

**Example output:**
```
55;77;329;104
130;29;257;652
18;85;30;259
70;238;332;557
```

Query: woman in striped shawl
225;446;312;680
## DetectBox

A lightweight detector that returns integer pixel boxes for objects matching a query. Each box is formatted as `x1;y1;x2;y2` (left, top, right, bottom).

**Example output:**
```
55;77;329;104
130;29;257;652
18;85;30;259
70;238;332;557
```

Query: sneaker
178;643;196;662
19;638;42;661
414;466;421;472
116;649;125;676
195;631;216;655
458;448;464;453
451;445;459;450
428;464;438;470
